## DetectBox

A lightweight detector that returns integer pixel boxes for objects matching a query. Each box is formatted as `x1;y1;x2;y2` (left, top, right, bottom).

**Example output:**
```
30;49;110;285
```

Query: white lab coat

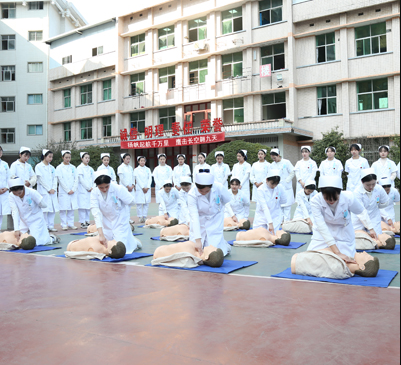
9;187;51;245
319;158;344;177
254;183;287;232
173;164;192;188
153;165;173;203
97;164;116;181
293;190;318;221
224;189;250;221
210;163;231;189
91;182;139;253
159;188;180;219
77;163;94;210
134;165;152;204
232;161;252;199
397;162;400;180
250;161;270;201
55;163;78;211
345;157;370;192
35;162;59;213
188;182;232;256
178;188;191;225
271;159;295;207
308;191;370;258
193;163;211;181
380;187;400;223
9;160;37;187
372;158;398;188
117;163;136;198
294;159;318;193
0;160;11;216
352;184;390;235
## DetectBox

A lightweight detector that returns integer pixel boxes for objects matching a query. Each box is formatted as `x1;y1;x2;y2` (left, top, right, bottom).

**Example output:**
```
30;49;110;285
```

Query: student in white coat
178;176;193;225
158;180;181;221
319;147;344;177
173;154;192;191
308;176;374;262
153;153;173;203
118;153;136;197
232;150;252;217
97;153;116;181
250;149;270;202
188;171;233;256
193;152;211;181
253;169;287;234
9;146;37;188
345;144;370;192
210;151;231;189
134;156;152;223
91;170;141;253
397;162;400;180
352;168;390;236
225;178;250;221
294;146;318;194
35;150;59;232
379;177;400;227
0;146;10;231
77;152;94;229
55;150;78;231
270;148;295;222
372;145;398;188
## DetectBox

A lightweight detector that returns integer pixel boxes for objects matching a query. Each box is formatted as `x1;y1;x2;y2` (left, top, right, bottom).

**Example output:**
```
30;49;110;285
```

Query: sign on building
260;64;272;78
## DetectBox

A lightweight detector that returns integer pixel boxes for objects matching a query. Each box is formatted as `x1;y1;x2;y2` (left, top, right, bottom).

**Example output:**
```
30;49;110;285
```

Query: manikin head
301;147;311;160
164;183;173;193
19;150;31;163
362;174;377;193
350;144;361;158
20;236;36;250
237;150;247;163
158;154;167;166
266;176;280;189
138;156;146;167
379;145;390;159
122;153;131;165
177;154;185;166
81;153;90;165
62;151;71;164
198;153;206;165
326;147;336;160
109;241;126;259
354;252;380;277
95;175;112;193
230;178;241;193
201;246;224;268
258;149;267;162
304;183;316;196
102;156;110;167
181;182;192;193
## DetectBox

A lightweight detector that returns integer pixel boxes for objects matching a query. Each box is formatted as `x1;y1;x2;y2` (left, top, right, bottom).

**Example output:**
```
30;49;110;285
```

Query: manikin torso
160;224;190;237
146;216;176;226
153;241;217;262
67;237;118;256
0;232;30;246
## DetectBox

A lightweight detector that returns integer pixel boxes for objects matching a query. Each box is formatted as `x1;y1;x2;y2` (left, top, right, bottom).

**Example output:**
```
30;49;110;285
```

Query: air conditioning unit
194;41;208;52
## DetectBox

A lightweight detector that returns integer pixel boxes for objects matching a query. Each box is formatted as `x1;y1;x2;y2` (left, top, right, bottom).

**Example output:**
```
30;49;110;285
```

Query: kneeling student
178;176;192;226
378;177;400;229
158;180;181;221
225;178;251;229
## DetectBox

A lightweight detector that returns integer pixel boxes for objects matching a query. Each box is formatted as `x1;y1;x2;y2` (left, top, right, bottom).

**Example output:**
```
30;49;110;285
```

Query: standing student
153;153;173;203
379;177;400;227
134;156;152;223
173;154;191;191
97;153;116;182
232;150;252;216
77;152;94;229
158;180;181;220
319;147;344;177
372;145;398;187
294;146;318;194
293;180;318;224
250;149;270;202
0;146;10;230
225;178;250;221
270;148;295;222
210;151;231;189
9;146;36;187
193;152;211;181
55;150;78;231
345;144;370;192
118;153;136;197
178;176;193;225
35;149;59;232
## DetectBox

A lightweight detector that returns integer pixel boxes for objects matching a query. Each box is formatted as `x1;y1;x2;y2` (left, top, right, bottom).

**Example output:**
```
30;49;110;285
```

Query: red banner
121;132;225;150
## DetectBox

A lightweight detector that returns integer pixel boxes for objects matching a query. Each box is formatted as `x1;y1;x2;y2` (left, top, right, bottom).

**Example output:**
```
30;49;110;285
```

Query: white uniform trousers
137;204;149;219
44;212;56;229
78;209;90;224
60;210;75;228
282;206;292;222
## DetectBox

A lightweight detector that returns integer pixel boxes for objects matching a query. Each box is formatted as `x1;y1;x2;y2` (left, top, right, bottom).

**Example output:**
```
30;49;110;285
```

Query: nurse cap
379;145;390;151
301;146;311;152
177;154;186;160
215;151;225;157
379;177;392;186
80;152;88;159
164;179;173;185
8;176;24;188
199;152;207;158
351;143;362;150
361;168;376;179
195;171;214;185
42;149;50;156
325;147;336;154
61;150;71;156
101;153;110;159
305;179;317;187
240;150;248;156
19;146;31;154
158;153;166;159
121;153;130;160
259;149;267;154
93;169;110;182
137;156;146;162
180;176;192;184
266;169;281;178
270;148;280;155
319;176;343;190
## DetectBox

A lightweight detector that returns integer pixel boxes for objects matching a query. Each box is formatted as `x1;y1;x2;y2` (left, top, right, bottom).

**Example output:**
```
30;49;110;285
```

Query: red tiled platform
0;253;399;365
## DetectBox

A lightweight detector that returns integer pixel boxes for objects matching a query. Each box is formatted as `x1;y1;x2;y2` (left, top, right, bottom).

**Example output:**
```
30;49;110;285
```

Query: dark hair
41;150;53;161
362;174;377;183
195;183;213;190
237;150;247;161
177;154;186;160
203;248;224;268
164;183;173;188
101;155;110;160
62;151;71;157
230;178;241;185
122;153;130;161
158;154;167;159
181;182;191;187
81;153;89;159
301;148;310;153
350;144;361;152
321;187;342;202
270;152;279;157
94;175;112;186
20;150;31;157
326;147;336;153
0;146;3;151
10;185;24;192
109;242;126;259
382;184;392;189
305;184;316;191
216;153;224;158
137;156;146;164
267;176;281;185
355;257;380;277
379;146;389;153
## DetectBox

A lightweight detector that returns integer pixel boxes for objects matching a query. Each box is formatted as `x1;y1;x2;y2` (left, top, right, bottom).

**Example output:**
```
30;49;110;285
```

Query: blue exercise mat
357;245;400;255
56;252;152;262
272;268;398;288
146;260;258;274
227;240;306;249
151;236;186;242
71;232;143;236
395;235;400;238
5;246;62;254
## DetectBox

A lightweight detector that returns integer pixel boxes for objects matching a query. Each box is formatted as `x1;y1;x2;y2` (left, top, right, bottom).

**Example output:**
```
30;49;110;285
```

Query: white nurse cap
301;146;311;152
61;150;71;156
19;146;31;154
379;177;392;186
270;148;280;155
137;156;146;162
42;149;50;156
379;145;390;151
266;169;281;178
305;179;317;187
195;171;214;185
93;169;110;182
164;179;173;185
325;147;336;154
80;152;88;159
319;176;343;190
240;150;248;156
215;151;225;157
177;154;186;160
259;149;267;154
361;168;376;179
8;176;24;188
158;153;166;159
101;153;110;159
121;153;130;160
180;176;192;184
199;152;207;158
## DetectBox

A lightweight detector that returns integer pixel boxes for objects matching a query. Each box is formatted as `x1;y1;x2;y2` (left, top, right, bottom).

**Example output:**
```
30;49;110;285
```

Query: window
317;86;337;115
316;32;335;63
64;89;71;108
158;26;174;50
64;122;71;142
1;3;16;19
1;35;15;50
159;66;175;89
261;43;285;70
188;17;207;42
28;62;43;73
355;23;387;57
92;46;103;57
222;52;243;79
262;92;286;119
28;31;43;41
131;34;145;57
189;59;208;84
103;80;112;101
159;107;175;130
62;55;72;65
1;97;15;112
222;7;243;35
28;2;44;10
103;117;112;137
131;112;145;133
1;66;15;81
131;73;145;95
27;125;43;135
81;120;93;140
27;94;43;105
1;128;15;143
357;78;388;111
223;98;244;124
259;0;283;26
80;84;92;105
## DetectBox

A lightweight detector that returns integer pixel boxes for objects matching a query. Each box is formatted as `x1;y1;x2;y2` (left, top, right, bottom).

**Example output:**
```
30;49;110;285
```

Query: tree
390;135;400;190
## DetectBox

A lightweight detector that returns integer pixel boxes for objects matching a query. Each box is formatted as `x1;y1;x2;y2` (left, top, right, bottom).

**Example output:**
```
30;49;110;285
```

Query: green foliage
390;135;400;190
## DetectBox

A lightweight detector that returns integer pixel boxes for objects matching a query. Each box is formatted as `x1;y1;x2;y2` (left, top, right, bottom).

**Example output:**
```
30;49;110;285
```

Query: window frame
130;33;146;57
188;17;207;42
317;85;337;115
80;84;93;105
131;73;145;96
1;3;16;19
103;79;112;101
259;0;283;26
1;97;15;112
357;78;388;112
1;35;15;50
27;94;43;105
92;46;104;57
64;122;71;142
355;22;387;57
27;125;43;135
189;59;208;85
316;32;336;63
1;65;15;81
261;92;286;120
261;43;285;71
27;62;43;73
80;120;93;140
222;52;243;79
64;89;71;108
1;128;15;144
131;111;146;134
223;98;244;124
62;55;72;65
102;116;112;137
28;1;44;10
159;66;176;89
158;26;175;50
159;107;176;131
28;31;43;42
222;7;243;35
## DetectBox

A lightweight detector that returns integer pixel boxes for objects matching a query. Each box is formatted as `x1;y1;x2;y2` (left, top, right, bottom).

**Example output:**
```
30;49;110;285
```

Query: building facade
47;0;400;171
0;0;86;164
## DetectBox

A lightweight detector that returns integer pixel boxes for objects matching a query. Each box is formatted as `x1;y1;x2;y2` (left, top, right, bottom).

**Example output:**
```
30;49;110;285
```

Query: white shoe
80;223;87;229
68;226;78;230
50;234;61;244
136;241;143;250
48;228;58;232
62;226;68;231
129;219;135;224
